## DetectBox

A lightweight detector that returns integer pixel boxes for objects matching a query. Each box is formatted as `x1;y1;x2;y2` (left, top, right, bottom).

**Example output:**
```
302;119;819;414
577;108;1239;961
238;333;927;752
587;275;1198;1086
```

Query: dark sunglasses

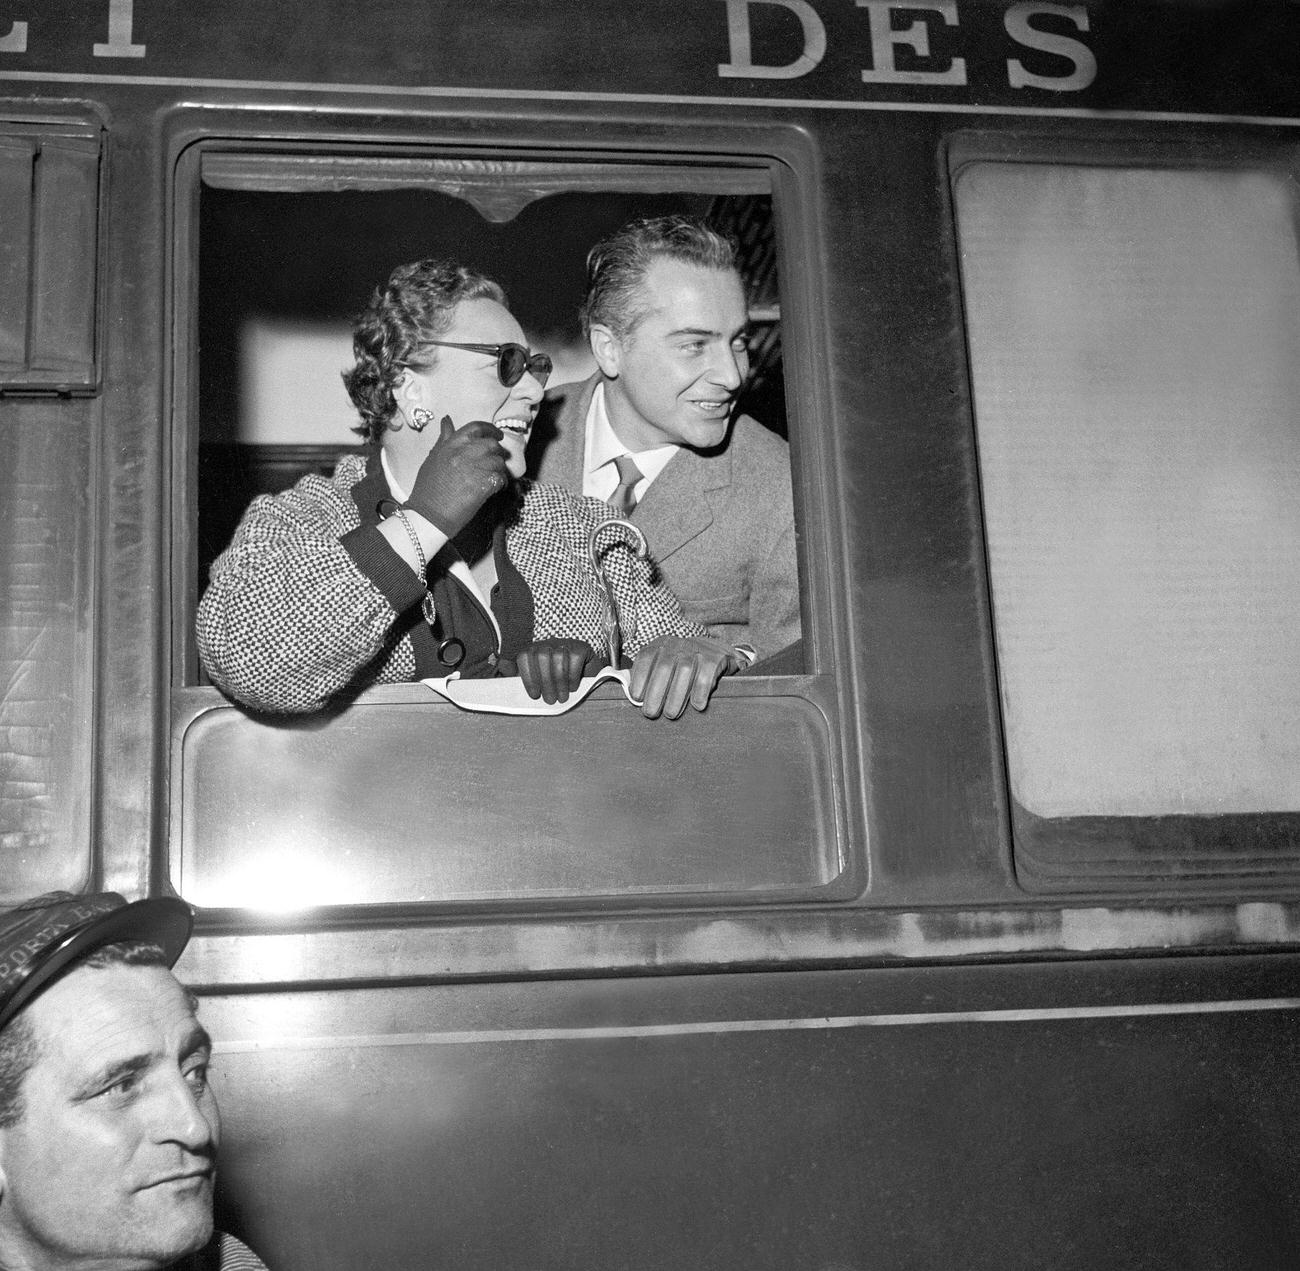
424;340;553;388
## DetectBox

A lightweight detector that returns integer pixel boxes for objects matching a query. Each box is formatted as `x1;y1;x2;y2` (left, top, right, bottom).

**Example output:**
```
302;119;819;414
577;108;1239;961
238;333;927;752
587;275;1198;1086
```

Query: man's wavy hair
342;259;508;446
580;215;741;342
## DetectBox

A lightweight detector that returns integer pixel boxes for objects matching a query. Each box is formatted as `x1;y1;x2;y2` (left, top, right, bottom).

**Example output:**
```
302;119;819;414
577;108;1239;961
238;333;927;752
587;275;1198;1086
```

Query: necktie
608;453;643;517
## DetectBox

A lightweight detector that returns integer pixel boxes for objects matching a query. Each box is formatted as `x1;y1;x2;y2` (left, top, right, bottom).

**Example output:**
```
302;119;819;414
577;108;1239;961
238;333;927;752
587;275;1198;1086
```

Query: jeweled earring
410;407;434;432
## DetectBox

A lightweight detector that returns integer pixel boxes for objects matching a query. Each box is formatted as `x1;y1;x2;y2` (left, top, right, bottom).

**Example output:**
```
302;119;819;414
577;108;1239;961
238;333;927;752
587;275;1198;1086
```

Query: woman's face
398;297;545;479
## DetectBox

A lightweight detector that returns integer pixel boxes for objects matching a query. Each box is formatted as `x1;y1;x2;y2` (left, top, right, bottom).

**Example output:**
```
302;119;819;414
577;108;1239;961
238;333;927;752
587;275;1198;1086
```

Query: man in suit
530;215;801;668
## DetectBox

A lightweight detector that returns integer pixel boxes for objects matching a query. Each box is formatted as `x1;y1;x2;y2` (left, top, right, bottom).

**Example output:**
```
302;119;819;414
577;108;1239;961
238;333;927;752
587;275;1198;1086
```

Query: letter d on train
716;0;827;78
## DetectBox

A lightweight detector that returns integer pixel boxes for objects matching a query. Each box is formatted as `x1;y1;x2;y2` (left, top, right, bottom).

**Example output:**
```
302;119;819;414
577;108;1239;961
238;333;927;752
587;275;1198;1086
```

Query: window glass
955;162;1300;819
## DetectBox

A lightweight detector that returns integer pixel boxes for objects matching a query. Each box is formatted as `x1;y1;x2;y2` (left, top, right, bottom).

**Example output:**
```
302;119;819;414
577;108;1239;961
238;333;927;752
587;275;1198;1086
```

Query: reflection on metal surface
0;401;97;900
211;995;1300;1053
176;900;1300;994
171;681;843;909
199;843;355;914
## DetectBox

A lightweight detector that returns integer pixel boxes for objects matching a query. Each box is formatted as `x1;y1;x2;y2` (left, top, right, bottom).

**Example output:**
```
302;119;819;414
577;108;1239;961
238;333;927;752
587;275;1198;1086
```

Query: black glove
500;639;607;705
629;635;740;720
404;416;509;538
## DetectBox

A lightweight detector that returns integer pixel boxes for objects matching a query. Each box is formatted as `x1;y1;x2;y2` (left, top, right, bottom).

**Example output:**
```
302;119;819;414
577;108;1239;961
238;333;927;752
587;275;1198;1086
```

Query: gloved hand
404;416;509;538
500;639;607;704
629;635;740;720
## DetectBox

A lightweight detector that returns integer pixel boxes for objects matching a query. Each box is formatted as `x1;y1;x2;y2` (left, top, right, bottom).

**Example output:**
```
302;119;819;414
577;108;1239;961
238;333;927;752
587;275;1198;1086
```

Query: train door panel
201;958;1300;1271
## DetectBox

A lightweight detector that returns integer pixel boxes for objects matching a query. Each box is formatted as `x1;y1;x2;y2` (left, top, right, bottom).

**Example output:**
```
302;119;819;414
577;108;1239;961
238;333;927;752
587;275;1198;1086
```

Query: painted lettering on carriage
857;0;967;86
716;0;828;79
0;0;1097;96
93;0;145;57
1005;2;1095;91
0;0;142;58
717;0;1097;92
0;16;27;53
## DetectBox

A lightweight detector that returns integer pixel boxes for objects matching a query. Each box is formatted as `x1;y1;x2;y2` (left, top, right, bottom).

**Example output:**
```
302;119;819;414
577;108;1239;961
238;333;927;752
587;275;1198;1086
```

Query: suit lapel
633;440;732;562
535;374;740;565
531;374;597;491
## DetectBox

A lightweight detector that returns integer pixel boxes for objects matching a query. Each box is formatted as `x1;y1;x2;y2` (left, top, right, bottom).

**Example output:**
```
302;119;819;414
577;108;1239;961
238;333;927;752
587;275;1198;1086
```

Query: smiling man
0;892;268;1271
531;215;802;667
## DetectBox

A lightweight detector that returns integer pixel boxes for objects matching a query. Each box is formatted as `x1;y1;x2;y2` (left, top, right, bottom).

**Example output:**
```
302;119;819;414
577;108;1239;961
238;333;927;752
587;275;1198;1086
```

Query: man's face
595;258;750;452
0;963;219;1271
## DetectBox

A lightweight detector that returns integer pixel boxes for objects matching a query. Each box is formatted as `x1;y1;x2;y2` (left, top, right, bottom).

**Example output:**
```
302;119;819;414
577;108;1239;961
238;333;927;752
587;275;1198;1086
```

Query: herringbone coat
197;453;706;714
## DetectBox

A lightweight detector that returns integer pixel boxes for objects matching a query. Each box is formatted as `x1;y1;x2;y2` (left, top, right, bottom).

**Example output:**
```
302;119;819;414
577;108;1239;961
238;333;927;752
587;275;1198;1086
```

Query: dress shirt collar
584;381;679;497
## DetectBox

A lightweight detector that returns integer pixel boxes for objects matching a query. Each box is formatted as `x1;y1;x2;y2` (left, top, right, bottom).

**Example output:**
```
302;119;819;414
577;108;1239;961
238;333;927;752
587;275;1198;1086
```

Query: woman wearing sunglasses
197;257;741;717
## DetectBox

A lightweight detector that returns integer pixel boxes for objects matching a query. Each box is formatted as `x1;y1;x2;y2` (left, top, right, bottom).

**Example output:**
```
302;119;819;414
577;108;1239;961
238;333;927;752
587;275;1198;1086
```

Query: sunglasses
424;340;553;388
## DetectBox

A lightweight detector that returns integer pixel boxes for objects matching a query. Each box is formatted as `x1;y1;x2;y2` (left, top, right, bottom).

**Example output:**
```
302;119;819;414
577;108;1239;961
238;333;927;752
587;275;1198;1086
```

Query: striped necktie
608;453;643;517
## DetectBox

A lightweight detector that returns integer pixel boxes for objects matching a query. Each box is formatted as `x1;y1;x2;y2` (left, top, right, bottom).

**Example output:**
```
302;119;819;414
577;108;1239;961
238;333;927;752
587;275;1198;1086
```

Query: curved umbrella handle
587;518;649;669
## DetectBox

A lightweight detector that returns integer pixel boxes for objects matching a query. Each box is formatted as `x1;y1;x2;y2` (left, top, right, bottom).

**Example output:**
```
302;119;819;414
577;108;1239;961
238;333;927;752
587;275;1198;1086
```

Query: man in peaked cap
0;892;268;1271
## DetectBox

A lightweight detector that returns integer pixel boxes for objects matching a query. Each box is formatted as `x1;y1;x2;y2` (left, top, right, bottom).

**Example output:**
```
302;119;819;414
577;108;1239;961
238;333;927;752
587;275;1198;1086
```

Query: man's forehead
634;259;746;329
27;963;200;1068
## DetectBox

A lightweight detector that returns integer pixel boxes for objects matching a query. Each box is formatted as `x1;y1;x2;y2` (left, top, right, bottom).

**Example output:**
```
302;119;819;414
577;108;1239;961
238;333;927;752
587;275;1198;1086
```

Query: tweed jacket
170;1233;269;1271
530;374;800;662
197;452;707;714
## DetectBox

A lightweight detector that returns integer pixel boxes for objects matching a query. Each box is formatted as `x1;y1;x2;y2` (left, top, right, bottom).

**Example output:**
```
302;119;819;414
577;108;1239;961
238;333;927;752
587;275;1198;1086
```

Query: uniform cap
0;891;192;1033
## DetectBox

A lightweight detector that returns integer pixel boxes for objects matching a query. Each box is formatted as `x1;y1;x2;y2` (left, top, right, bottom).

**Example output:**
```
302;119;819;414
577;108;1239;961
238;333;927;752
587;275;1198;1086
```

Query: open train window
170;139;843;913
952;145;1300;890
190;157;787;612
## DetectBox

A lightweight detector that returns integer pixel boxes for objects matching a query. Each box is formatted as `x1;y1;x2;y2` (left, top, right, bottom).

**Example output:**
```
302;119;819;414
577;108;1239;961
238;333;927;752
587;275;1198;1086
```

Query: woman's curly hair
342;259;508;446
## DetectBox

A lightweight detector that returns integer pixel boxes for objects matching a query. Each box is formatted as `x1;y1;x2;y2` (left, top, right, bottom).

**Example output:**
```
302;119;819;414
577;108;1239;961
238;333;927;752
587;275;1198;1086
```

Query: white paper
420;667;641;716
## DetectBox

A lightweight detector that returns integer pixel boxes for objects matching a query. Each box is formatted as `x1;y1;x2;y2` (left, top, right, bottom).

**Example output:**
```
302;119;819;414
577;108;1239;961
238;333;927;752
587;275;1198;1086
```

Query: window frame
163;106;862;925
948;128;1300;893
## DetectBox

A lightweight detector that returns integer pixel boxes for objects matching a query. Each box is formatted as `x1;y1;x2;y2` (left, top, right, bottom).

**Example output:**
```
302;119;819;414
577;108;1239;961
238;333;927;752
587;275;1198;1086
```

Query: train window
0;120;100;393
954;157;1300;887
171;142;838;912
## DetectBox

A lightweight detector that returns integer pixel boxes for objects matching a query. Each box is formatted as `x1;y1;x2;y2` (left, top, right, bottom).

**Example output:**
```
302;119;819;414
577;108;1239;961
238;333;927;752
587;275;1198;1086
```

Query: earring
410;407;433;432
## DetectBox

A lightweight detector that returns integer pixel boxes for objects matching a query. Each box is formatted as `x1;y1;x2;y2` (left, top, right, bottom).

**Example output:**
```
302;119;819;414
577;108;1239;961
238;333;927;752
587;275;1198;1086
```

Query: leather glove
629;635;740;720
404;416;509;538
500;639;607;705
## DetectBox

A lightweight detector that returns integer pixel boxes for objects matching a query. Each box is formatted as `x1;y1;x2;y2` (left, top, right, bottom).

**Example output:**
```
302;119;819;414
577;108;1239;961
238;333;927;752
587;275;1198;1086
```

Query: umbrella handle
587;518;650;669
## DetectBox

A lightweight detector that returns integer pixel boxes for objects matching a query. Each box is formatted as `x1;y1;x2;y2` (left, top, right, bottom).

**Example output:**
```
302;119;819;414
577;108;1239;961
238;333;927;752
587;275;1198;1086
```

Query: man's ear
588;325;622;379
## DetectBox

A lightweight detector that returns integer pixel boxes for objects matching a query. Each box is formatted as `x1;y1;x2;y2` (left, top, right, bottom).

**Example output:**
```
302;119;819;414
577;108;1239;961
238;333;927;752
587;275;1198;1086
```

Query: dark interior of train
195;186;784;611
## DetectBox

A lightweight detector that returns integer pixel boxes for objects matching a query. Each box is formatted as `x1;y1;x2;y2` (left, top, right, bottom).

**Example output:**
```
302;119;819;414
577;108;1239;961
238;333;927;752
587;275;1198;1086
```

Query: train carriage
3;1;1300;1266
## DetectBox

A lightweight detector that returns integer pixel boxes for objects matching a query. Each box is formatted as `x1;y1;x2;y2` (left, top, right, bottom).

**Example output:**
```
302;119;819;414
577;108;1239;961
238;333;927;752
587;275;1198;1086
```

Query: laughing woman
196;258;741;718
